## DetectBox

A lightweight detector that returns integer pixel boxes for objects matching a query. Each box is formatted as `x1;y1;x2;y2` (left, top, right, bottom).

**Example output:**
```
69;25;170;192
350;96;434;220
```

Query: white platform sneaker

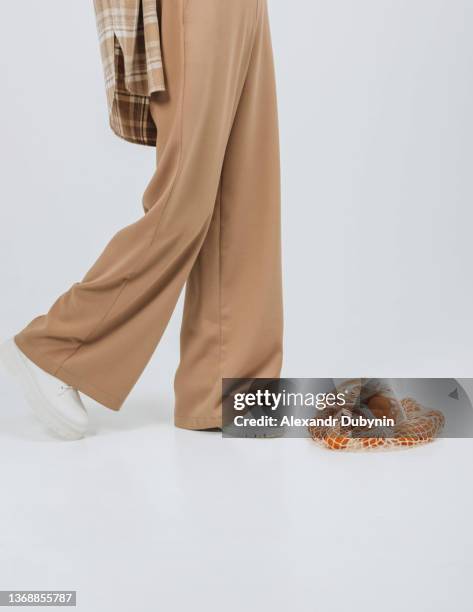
0;338;88;440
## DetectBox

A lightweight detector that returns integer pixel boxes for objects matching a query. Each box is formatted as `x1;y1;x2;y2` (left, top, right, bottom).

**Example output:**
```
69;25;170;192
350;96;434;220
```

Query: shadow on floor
85;393;174;436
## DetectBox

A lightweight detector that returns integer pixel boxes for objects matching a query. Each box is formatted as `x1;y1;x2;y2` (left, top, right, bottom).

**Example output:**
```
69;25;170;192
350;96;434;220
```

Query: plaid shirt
94;0;165;146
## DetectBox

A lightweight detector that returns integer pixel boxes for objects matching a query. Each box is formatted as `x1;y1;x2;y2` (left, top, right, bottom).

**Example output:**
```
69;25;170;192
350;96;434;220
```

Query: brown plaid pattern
94;0;166;146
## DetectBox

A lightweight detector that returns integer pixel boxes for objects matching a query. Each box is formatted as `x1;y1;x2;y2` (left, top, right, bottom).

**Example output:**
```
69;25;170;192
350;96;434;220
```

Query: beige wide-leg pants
15;0;283;430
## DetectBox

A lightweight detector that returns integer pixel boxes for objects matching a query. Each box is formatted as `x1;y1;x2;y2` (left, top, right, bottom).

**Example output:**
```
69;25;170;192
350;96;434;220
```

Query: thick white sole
0;339;85;441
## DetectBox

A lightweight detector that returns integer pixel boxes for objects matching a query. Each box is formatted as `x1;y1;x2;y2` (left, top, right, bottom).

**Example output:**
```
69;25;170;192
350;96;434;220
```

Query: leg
174;0;283;429
15;0;260;410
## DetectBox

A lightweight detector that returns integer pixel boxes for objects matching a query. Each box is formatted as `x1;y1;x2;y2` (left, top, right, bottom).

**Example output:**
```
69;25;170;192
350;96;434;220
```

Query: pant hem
174;416;222;430
14;335;122;411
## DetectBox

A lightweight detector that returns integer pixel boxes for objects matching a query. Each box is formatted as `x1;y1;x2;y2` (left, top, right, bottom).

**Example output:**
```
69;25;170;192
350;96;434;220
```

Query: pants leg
174;0;283;429
15;0;282;419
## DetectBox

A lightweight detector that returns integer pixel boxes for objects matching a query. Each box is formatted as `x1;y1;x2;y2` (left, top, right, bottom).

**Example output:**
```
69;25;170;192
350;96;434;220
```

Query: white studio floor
0;380;472;612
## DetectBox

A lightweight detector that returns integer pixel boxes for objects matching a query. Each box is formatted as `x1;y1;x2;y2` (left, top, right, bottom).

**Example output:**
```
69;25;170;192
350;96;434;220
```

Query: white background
0;1;472;611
